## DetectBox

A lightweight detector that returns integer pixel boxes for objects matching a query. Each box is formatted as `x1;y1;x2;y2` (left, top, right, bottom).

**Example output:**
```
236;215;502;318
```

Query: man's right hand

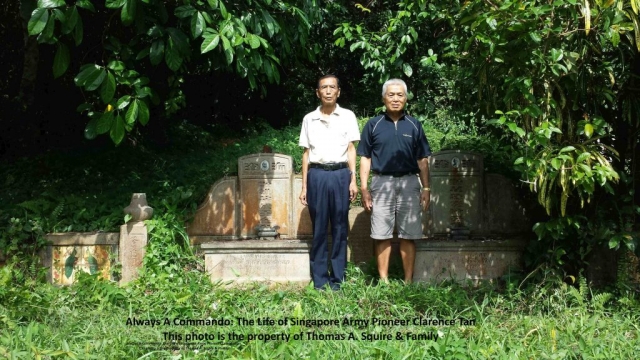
361;189;372;211
299;188;308;206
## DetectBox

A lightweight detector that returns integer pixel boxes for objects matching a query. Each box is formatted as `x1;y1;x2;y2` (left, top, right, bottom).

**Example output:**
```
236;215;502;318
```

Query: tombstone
119;221;148;283
427;150;484;238
120;193;153;284
190;154;312;284
416;150;531;283
238;154;293;238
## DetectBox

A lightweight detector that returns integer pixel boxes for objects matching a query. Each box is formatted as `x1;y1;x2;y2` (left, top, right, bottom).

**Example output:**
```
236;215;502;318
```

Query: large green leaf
97;111;114;135
38;0;65;8
191;11;205;38
76;0;95;12
261;9;278;37
74;65;101;86
125;99;139;125
134;86;152;98
150;40;164;65
52;8;65;22
247;33;260;49
201;31;220;53
85;69;107;91
100;72;116;103
84;118;98;139
137;100;150;125
167;28;190;55
28;8;48;36
121;0;136;26
136;46;150;60
175;5;195;19
165;40;183;71
403;63;413;77
221;35;233;64
110;114;125;145
53;42;70;78
116;95;131;109
37;13;55;43
219;1;229;19
62;6;79;35
207;0;219;9
107;60;125;71
105;0;125;9
73;16;83;45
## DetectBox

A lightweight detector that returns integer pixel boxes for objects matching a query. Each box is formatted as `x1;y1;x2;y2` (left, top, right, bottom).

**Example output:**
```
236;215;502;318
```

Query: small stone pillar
120;193;153;283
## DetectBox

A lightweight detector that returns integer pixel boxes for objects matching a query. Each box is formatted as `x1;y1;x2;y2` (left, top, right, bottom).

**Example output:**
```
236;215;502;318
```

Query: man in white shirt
298;74;360;290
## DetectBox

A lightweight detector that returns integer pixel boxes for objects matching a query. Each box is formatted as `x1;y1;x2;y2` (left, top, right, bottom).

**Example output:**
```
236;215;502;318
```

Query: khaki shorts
370;174;423;240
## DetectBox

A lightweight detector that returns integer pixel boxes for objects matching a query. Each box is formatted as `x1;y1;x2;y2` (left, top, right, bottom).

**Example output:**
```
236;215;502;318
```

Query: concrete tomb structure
190;151;531;285
41;193;153;285
42;232;118;285
415;150;530;283
33;150;531;286
190;154;314;284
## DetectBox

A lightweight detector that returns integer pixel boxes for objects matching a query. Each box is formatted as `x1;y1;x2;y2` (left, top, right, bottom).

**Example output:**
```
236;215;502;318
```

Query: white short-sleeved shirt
299;104;360;164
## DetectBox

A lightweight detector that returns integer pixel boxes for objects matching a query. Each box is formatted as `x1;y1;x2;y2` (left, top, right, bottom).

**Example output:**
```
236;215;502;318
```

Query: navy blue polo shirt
357;113;431;173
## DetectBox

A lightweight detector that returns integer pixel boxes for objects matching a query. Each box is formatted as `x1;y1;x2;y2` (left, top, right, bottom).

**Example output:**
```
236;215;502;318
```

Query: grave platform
201;240;312;284
414;238;527;284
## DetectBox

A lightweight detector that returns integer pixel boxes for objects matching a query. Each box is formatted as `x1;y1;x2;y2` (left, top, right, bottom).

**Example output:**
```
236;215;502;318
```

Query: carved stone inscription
258;181;273;227
240;179;290;237
202;240;312;283
464;253;488;276
236;254;291;267
120;222;148;283
239;154;292;179
238;154;293;238
243;161;287;174
449;167;464;227
427;150;484;235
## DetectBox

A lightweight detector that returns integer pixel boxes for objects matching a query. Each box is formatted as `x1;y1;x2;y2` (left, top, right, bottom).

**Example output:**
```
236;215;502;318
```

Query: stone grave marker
427;150;484;237
193;153;312;284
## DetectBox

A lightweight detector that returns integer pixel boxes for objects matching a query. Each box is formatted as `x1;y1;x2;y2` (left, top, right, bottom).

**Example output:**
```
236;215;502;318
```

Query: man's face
316;77;340;107
383;84;407;113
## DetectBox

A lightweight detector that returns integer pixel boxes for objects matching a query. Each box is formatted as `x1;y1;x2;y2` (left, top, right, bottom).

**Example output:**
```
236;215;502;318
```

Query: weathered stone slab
293;176;313;238
202;240;311;284
120;222;147;284
238;154;294;238
347;207;374;264
414;238;526;283
427;150;484;236
41;232;119;284
189;178;237;240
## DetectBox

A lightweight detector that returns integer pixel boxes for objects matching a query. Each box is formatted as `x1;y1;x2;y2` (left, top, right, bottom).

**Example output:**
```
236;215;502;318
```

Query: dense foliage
334;0;640;272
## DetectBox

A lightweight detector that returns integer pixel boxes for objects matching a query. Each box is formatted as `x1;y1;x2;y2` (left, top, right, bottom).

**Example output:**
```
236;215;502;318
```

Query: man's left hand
349;181;358;202
421;189;430;211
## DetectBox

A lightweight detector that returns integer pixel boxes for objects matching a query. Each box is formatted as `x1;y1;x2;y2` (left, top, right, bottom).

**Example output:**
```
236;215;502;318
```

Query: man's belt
309;162;348;171
372;171;417;177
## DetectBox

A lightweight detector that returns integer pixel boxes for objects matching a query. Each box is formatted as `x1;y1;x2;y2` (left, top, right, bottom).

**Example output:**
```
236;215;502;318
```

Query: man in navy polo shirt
357;78;431;283
299;74;360;290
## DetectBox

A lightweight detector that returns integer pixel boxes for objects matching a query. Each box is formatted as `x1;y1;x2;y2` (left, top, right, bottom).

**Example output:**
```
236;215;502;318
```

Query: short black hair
317;74;340;89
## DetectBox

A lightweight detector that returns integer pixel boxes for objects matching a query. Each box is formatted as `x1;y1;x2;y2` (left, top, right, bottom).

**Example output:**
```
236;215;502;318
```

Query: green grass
1;265;639;359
